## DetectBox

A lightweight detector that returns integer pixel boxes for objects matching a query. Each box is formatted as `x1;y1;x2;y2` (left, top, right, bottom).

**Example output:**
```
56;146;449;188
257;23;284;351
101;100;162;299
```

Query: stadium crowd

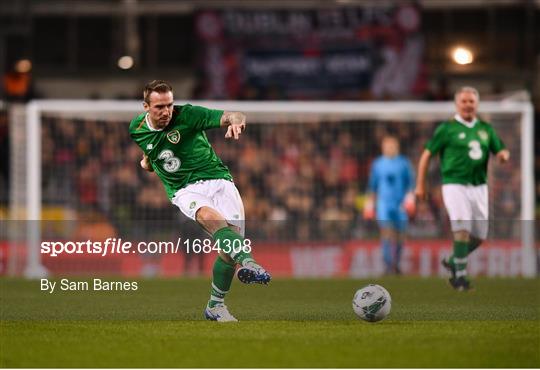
38;113;521;241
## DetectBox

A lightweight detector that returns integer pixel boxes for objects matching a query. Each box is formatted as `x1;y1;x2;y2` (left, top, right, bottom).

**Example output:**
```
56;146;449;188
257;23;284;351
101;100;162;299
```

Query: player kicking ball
129;80;270;321
415;86;510;291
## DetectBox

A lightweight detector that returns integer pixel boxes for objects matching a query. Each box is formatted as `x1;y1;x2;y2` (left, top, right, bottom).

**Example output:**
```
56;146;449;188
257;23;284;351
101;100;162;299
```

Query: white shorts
172;179;245;236
442;184;488;239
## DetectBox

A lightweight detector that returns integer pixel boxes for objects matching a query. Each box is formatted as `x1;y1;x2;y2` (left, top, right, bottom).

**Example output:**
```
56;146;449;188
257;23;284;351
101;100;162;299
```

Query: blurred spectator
3;60;34;102
39;114;520;242
3;70;31;101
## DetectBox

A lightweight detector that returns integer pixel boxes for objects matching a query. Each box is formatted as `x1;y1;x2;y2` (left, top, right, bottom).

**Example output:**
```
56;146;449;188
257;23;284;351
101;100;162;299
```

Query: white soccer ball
352;284;391;322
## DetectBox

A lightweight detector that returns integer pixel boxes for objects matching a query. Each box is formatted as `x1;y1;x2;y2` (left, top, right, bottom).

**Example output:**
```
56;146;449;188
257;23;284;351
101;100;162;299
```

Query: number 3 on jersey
468;140;483;160
158;149;181;172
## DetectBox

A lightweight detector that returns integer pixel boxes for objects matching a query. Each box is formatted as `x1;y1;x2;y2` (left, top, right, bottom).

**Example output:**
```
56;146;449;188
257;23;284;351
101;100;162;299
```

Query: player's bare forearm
220;111;245;127
140;153;154;172
366;192;375;204
415;150;431;200
363;192;375;220
221;111;246;140
496;149;510;164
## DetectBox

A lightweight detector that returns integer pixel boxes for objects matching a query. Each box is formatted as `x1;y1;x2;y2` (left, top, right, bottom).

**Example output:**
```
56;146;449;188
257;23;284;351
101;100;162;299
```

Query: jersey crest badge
458;132;466;139
167;130;181;144
478;130;488;142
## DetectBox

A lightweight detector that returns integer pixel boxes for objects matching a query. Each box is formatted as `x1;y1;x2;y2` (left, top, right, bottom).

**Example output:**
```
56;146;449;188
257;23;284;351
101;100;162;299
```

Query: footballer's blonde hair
143;80;173;104
454;86;480;102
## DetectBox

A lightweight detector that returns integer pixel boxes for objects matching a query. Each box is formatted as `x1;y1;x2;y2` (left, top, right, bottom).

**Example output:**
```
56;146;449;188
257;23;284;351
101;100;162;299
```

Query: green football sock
208;256;235;308
448;255;455;268
449;240;479;269
453;240;469;278
213;227;255;266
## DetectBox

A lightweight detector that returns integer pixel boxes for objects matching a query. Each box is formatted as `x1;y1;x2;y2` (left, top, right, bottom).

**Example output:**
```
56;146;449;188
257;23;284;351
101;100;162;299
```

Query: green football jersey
129;104;233;199
425;118;505;186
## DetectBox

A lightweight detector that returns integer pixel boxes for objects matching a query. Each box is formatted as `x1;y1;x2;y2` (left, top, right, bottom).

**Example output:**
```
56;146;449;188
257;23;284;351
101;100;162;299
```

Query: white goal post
19;100;536;277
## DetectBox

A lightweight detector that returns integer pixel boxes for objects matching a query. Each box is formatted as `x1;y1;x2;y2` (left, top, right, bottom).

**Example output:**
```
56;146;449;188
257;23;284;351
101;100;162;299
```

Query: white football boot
204;304;238;322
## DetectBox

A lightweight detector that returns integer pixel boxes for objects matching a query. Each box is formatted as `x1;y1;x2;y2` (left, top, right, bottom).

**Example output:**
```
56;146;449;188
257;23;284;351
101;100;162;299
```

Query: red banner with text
1;240;529;278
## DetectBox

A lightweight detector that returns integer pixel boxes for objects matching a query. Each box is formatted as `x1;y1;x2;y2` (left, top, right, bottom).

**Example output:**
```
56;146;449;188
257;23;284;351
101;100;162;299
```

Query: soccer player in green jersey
415;87;510;291
129;80;270;321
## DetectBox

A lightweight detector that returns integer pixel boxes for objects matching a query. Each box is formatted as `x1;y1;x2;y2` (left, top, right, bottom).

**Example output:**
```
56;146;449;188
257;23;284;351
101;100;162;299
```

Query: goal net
6;100;536;278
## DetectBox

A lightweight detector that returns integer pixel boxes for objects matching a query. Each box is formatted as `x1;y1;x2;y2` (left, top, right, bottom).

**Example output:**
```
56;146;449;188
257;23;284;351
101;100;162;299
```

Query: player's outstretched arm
495;149;510;164
415;149;431;201
140;153;154;172
221;111;246;140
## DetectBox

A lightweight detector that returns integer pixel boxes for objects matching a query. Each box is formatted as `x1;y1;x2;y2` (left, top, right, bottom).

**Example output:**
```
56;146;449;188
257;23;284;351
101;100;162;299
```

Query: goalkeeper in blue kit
365;135;415;274
129;80;270;321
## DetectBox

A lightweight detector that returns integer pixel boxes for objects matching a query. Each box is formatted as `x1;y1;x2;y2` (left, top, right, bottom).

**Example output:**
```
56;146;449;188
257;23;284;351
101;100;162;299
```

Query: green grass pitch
1;277;539;368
